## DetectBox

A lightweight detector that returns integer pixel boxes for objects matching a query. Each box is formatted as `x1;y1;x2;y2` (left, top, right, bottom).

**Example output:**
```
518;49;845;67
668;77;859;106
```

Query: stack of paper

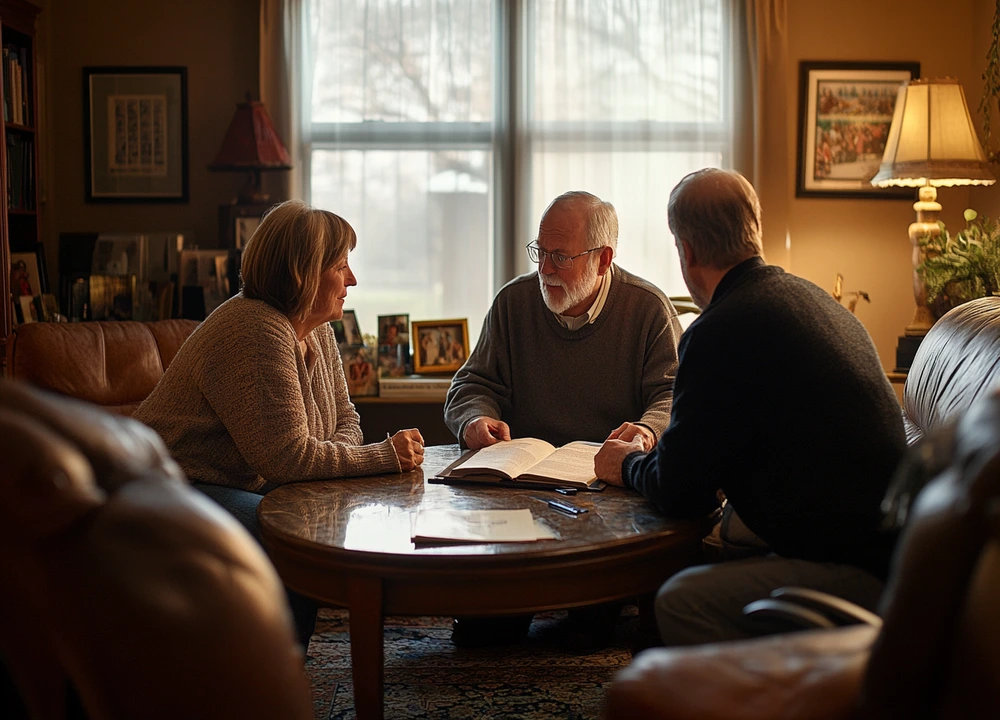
410;508;549;544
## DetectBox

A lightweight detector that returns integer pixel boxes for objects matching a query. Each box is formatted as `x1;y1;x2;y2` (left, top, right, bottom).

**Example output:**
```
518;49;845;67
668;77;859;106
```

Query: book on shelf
431;437;607;491
410;508;548;545
378;374;452;399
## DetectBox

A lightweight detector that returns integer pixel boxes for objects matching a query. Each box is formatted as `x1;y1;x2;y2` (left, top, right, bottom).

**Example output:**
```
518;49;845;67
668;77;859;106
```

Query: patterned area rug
305;607;641;719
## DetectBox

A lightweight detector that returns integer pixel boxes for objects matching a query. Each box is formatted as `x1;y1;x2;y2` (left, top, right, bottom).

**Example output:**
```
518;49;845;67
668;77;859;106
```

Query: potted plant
918;209;1000;318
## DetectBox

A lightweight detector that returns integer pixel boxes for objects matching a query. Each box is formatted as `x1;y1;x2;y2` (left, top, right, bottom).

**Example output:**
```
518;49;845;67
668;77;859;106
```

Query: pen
547;498;588;515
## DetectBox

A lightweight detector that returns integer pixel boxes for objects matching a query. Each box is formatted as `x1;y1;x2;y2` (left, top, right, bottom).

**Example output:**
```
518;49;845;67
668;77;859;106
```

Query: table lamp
209;93;291;205
870;77;995;348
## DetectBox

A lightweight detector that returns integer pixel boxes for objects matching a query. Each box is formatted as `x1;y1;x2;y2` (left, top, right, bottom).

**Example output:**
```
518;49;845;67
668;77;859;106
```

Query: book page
517;441;601;486
448;437;556;480
411;508;538;544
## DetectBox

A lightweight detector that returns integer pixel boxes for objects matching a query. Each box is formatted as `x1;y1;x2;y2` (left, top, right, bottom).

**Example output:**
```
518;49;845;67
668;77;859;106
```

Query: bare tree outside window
306;0;729;344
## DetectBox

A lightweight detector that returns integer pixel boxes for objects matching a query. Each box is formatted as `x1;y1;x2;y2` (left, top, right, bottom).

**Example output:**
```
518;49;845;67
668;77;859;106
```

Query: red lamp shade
209;94;291;204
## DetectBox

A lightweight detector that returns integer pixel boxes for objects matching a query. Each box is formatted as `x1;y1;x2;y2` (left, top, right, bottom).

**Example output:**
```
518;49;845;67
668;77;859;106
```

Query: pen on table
547;498;588;516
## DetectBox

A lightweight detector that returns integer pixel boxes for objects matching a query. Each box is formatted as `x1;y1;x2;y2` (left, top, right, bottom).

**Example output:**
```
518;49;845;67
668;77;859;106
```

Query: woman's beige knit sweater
135;295;400;492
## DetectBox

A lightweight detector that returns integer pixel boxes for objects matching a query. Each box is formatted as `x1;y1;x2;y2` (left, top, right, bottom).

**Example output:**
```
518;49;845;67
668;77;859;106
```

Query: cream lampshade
871;77;995;335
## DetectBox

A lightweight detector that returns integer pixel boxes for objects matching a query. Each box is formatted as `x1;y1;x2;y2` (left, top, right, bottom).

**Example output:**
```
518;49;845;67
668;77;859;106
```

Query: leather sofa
5;319;198;415
603;296;1000;719
0;379;314;720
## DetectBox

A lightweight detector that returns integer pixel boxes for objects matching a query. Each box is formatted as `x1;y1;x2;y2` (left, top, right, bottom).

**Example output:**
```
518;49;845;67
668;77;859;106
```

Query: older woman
135;200;424;648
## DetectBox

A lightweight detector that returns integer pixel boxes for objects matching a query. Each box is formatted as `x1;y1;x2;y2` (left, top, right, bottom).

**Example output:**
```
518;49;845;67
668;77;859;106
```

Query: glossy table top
259;445;700;560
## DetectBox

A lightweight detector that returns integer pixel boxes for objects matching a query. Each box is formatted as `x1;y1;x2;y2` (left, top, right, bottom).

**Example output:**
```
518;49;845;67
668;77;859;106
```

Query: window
305;1;732;341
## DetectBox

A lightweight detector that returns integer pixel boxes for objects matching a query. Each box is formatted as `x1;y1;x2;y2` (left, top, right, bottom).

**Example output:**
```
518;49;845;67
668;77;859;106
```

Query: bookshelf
0;0;39;371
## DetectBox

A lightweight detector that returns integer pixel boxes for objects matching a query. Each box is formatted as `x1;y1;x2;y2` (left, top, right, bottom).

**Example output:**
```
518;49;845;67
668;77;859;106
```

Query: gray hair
549;190;619;253
667;169;763;268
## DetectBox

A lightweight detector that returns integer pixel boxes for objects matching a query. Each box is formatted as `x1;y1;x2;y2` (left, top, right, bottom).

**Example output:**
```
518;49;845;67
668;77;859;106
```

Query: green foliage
919;209;1000;311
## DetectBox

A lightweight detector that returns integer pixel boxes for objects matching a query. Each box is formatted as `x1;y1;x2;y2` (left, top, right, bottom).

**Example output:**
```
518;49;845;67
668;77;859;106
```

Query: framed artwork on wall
796;60;920;199
83;66;189;202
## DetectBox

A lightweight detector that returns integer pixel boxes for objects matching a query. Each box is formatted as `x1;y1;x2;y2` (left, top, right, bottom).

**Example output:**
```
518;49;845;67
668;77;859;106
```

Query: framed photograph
341;345;378;397
412;319;470;374
331;309;363;346
234;216;261;250
796;61;920;199
83;66;189;202
18;295;37;323
178;249;232;319
10;252;42;298
377;313;411;378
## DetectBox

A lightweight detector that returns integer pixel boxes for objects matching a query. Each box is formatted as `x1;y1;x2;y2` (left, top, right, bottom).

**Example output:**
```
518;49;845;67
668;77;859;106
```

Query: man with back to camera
444;190;683;649
595;168;907;646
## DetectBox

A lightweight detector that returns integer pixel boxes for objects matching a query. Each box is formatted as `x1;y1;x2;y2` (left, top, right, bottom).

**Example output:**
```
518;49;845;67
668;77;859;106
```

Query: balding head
667;169;763;269
544;190;619;253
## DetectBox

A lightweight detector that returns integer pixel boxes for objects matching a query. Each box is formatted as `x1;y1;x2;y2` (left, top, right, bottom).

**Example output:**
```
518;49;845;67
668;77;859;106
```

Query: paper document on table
411;508;540;544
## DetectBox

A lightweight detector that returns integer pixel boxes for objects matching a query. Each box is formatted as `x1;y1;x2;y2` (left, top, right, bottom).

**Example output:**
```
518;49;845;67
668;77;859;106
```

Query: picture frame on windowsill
412;319;470;375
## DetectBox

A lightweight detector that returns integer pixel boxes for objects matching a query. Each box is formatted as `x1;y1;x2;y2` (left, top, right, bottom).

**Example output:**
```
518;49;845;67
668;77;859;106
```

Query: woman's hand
391;428;425;471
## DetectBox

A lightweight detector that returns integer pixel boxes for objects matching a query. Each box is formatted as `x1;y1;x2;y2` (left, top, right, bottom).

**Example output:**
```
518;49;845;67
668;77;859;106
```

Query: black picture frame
83;66;189;203
796;60;920;199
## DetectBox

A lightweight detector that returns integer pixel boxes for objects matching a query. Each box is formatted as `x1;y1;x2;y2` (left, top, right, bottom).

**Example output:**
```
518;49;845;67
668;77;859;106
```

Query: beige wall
768;0;996;370
29;0;1000;370
36;0;258;288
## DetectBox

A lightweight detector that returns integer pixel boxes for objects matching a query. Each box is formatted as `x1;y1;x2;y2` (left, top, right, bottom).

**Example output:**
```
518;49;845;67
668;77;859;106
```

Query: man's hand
390;428;425;471
463;417;511;450
595;436;646;486
607;422;656;452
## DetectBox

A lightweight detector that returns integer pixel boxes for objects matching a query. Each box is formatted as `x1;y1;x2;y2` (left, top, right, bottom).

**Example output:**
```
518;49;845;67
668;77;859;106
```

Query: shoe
450;615;532;648
561;602;622;654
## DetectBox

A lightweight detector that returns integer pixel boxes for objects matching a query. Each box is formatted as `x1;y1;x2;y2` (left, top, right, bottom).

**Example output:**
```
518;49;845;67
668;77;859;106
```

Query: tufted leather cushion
0;381;314;720
5;320;198;415
902;296;1000;444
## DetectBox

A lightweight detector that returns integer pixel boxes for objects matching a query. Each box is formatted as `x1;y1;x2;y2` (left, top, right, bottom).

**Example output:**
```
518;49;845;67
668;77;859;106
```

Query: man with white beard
445;190;681;451
443;190;682;649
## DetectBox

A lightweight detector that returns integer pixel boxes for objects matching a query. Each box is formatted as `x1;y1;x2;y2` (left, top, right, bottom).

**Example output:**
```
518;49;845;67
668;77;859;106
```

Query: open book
432;438;606;491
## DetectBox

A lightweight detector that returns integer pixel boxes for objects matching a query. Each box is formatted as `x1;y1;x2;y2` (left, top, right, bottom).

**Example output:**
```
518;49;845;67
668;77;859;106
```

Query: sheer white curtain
265;0;786;339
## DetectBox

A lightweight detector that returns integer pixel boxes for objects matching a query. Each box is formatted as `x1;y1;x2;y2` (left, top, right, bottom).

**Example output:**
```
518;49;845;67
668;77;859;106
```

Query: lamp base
894;334;924;373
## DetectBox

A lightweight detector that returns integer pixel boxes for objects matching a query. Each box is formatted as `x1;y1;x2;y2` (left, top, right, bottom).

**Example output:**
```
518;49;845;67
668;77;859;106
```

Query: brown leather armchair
604;299;1000;720
5;319;199;415
0;381;314;720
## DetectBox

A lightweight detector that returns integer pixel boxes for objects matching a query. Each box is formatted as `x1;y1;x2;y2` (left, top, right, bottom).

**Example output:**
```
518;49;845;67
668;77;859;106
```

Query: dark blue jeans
192;482;318;652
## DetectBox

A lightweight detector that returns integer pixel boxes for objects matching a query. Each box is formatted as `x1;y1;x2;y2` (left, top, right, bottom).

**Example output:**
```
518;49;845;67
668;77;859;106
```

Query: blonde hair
240;200;357;320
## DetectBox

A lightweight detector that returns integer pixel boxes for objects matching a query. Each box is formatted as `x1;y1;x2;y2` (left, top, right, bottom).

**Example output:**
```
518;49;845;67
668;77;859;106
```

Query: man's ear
680;239;698;268
597;245;615;275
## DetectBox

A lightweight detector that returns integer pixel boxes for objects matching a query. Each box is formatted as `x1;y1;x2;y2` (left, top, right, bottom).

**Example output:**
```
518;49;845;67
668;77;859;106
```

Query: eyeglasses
525;242;604;270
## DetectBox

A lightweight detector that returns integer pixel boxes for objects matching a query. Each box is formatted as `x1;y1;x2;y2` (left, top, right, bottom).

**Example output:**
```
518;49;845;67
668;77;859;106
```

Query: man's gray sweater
444;266;681;447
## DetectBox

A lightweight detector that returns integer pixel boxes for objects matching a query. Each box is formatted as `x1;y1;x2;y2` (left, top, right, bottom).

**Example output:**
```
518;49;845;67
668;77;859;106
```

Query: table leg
348;575;385;720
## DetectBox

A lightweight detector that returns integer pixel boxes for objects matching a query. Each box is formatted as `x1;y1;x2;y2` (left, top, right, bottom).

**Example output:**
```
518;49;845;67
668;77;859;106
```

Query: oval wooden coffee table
258;445;708;720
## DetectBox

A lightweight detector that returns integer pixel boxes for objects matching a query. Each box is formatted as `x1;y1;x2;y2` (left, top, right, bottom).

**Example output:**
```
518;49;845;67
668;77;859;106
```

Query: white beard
539;262;599;315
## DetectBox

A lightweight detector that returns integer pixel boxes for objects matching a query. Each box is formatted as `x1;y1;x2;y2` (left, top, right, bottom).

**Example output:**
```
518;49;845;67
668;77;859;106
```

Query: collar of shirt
555;264;614;330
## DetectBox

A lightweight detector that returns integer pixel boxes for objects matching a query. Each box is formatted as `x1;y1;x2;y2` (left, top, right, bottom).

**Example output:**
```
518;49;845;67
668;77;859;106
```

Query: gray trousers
655;554;885;646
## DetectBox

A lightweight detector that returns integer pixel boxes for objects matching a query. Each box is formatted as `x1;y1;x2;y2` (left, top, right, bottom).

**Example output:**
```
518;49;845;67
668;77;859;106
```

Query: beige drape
744;0;790;266
259;0;306;203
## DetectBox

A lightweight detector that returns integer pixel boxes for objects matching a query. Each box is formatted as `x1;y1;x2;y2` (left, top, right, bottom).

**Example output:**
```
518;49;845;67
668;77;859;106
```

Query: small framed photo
341;345;378;397
377;313;409;346
331;309;363;346
83;66;189;202
234;216;261;250
796;60;919;199
178;249;232;319
10;252;43;298
18;295;38;323
412;319;470;374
